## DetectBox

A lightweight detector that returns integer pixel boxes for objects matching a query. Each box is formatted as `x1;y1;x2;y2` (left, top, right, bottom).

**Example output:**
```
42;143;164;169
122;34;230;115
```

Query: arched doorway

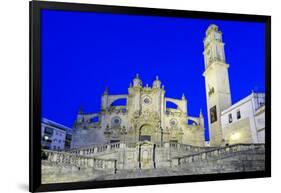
138;124;153;142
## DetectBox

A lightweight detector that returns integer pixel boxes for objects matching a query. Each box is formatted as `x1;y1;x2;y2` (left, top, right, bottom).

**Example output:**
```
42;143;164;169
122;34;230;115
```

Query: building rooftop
221;92;265;115
42;117;72;132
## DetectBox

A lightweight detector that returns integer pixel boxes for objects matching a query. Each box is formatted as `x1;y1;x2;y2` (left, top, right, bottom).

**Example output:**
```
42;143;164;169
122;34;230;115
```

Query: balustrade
173;143;265;166
42;149;117;172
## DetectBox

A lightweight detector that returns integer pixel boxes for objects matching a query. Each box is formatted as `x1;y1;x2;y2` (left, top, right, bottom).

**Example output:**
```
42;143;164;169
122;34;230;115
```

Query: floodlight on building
230;132;240;141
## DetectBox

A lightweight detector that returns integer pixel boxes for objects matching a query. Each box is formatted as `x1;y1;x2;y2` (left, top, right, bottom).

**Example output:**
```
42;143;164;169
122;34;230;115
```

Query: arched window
166;101;178;109
111;98;127;106
188;119;198;125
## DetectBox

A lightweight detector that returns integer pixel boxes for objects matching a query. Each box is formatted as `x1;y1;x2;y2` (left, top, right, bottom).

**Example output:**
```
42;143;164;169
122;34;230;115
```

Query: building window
210;106;217;123
228;114;232;123
59;139;61;143
45;127;53;135
237;111;241;120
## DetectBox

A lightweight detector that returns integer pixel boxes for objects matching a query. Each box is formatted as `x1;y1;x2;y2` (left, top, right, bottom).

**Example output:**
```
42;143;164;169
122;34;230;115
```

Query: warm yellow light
230;132;240;140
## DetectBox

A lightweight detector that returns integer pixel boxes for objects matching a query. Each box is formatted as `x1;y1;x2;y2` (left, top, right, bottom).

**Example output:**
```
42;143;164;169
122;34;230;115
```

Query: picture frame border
29;1;271;192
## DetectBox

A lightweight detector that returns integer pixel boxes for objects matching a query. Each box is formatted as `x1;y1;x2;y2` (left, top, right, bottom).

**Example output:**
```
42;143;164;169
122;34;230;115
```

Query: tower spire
182;93;186;100
153;75;161;88
103;86;108;95
133;73;142;87
203;24;232;147
199;108;203;117
203;24;225;68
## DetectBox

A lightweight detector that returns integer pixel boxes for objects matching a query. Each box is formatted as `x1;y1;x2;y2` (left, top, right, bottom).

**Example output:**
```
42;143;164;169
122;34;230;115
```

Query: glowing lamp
230;132;240;141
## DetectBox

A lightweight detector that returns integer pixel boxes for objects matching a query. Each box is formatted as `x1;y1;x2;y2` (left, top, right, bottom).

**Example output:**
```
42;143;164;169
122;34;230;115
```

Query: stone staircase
41;161;110;183
99;144;265;180
171;143;265;174
41;143;265;183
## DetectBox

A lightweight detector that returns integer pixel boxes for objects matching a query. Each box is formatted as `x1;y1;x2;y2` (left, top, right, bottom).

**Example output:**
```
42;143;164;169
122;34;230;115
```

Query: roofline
42;117;72;131
221;92;265;115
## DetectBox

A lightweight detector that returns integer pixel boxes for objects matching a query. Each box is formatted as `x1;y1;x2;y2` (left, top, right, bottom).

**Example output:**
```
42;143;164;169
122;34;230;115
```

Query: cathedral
42;24;266;183
71;24;265;149
71;74;205;148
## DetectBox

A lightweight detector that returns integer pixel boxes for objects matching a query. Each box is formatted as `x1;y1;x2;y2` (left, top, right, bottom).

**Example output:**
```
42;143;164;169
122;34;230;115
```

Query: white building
221;92;265;145
41;118;72;150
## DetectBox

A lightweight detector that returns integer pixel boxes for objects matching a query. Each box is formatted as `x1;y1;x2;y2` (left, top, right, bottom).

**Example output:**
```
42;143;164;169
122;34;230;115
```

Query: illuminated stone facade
71;75;205;148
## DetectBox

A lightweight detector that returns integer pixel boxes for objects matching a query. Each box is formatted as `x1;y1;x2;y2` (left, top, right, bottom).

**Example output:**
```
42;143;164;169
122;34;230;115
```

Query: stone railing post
107;144;111;151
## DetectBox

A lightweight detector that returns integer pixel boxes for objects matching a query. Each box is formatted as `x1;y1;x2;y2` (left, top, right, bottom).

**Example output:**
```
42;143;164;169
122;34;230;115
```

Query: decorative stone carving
72;75;205;148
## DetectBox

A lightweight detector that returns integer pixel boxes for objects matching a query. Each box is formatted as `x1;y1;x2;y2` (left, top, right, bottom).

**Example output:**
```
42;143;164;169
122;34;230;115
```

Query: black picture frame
29;1;271;192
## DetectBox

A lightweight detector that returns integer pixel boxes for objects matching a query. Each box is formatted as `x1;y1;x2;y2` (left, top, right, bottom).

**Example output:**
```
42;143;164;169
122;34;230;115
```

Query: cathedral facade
71;75;205;148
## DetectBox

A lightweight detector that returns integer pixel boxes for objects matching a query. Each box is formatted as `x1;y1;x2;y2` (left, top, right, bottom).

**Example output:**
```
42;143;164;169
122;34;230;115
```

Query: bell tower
203;24;232;146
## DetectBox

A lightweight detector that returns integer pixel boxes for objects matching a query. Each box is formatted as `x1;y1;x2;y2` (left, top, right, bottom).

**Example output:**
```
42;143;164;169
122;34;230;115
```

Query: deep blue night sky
41;9;265;141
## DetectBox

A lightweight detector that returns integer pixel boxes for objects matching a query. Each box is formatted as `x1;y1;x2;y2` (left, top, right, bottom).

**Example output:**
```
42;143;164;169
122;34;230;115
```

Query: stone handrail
68;142;121;156
171;143;265;167
125;142;137;148
170;142;215;153
42;149;93;167
69;142;213;156
93;158;117;172
42;149;117;173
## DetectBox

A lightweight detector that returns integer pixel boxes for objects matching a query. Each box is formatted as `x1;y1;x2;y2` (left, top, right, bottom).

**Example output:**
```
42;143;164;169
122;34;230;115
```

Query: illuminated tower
203;24;232;146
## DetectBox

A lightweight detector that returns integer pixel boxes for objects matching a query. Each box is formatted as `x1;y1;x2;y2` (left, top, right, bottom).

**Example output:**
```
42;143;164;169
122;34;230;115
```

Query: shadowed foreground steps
42;143;265;183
